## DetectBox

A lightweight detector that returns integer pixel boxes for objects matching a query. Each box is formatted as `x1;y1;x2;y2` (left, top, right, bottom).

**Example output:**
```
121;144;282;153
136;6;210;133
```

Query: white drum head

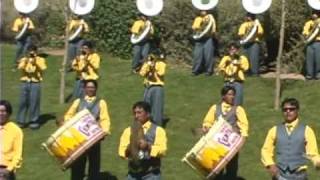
14;0;39;14
242;0;272;14
308;0;320;10
192;0;219;10
136;0;163;17
69;0;95;15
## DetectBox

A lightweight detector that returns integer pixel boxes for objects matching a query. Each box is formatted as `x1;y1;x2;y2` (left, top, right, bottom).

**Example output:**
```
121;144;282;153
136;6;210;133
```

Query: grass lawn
2;44;320;180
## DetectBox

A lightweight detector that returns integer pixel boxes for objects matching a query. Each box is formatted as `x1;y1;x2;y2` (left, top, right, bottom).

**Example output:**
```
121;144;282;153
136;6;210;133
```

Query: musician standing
202;86;249;180
261;98;320;180
11;13;35;68
64;80;111;180
119;101;167;180
238;13;263;76
131;13;154;73
303;11;320;80
16;45;47;129
192;10;216;76
139;52;166;126
218;43;249;105
0;100;23;180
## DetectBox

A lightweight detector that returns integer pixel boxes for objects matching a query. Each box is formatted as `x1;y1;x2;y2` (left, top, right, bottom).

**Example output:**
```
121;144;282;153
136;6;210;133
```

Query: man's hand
267;165;279;178
202;126;209;134
0;168;10;180
138;139;150;151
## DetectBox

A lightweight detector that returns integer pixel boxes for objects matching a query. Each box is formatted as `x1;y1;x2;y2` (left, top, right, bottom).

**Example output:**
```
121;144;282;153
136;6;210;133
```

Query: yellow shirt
139;60;166;86
72;53;100;80
64;96;111;135
261;119;320;170
192;15;216;36
303;19;320;41
17;56;47;82
202;102;249;137
68;19;89;37
11;17;35;32
131;20;154;37
118;121;167;158
238;20;264;42
218;55;249;82
0;122;23;171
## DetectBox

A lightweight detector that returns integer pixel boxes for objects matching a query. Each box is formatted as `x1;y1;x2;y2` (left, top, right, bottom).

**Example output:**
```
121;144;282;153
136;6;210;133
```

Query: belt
21;81;40;83
129;168;160;177
225;80;243;83
145;84;163;88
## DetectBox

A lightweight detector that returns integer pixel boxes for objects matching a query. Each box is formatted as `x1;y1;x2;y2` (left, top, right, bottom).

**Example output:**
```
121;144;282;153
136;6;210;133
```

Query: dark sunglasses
282;107;296;112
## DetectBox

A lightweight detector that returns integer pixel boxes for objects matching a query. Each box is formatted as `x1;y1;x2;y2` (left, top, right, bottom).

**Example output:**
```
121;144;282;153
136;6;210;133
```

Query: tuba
130;0;163;44
305;0;320;44
192;0;219;40
13;0;39;40
239;0;272;45
68;0;95;41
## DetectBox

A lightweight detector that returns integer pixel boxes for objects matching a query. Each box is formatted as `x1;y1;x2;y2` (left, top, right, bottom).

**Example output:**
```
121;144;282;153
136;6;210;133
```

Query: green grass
2;44;320;180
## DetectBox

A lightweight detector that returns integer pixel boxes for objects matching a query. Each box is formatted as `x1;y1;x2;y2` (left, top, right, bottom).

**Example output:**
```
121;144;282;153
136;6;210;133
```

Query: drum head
14;0;39;14
308;0;320;10
242;0;272;14
192;0;219;10
69;0;95;15
136;0;163;17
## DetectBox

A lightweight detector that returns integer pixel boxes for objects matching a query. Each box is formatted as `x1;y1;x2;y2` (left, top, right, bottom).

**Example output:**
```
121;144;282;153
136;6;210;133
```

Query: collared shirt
131;20;154;37
238;20;264;42
64;96;111;135
202;102;249;137
118;121;167;158
68;19;89;37
192;14;216;36
0;122;23;171
17;56;47;82
261;119;320;170
303;19;320;41
139;60;166;86
218;55;249;82
72;53;100;80
11;17;35;32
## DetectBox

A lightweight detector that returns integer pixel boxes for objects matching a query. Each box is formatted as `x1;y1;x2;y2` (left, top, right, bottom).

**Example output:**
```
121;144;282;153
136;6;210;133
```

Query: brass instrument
305;18;320;44
128;120;145;168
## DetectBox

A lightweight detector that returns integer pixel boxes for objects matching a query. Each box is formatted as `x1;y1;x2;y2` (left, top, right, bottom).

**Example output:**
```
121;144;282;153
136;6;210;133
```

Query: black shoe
17;122;27;129
29;123;40;130
205;72;213;76
305;76;313;80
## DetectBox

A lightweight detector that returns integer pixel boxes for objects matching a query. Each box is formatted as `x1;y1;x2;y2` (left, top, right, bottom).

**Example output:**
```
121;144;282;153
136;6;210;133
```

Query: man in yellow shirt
71;41;100;99
202;86;249;180
139;51;166;126
218;43;249;105
67;15;89;70
16;45;47;129
302;12;320;80
0;100;23;180
131;13;154;73
261;98;320;180
238;13;264;76
64;80;111;180
119;101;167;180
192;10;217;76
11;13;35;67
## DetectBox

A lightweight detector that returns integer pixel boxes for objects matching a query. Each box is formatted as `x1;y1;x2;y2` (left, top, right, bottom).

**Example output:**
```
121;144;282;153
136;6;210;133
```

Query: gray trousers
305;42;320;79
15;36;32;64
192;37;215;75
72;79;84;99
224;81;243;106
273;169;308;180
16;82;41;124
132;41;150;70
243;42;260;75
68;38;84;67
143;86;164;126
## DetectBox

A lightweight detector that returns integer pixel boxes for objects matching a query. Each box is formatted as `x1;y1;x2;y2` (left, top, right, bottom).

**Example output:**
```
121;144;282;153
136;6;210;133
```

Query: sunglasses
282;107;296;112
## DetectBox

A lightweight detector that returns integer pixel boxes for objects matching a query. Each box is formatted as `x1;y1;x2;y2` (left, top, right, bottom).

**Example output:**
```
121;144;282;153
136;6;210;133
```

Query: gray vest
77;98;100;120
215;103;238;130
275;123;307;171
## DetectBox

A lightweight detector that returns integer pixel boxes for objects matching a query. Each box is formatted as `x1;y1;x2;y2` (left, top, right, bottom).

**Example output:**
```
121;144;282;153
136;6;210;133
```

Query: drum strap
77;97;101;120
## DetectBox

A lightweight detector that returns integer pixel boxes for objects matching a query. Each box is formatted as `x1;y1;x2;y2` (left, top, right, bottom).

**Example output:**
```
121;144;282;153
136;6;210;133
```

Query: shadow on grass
98;171;118;180
38;113;56;126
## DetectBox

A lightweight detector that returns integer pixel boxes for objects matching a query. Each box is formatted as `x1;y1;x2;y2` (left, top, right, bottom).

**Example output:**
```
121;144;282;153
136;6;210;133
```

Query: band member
303;11;320;80
131;13;154;73
0;100;23;180
67;14;89;70
16;44;47;129
64;80;111;180
202;86;249;180
119;101;167;180
218;43;249;105
139;51;166;126
238;13;264;76
261;98;320;180
192;10;216;76
11;13;35;68
71;41;100;99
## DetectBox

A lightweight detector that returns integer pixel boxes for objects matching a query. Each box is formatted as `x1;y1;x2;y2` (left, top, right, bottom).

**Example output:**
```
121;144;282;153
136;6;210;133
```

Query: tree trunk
274;0;286;110
0;1;3;99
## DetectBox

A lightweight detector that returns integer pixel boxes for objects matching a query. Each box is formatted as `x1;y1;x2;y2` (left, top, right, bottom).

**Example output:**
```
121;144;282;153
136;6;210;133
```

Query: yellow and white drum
182;117;245;179
42;109;106;170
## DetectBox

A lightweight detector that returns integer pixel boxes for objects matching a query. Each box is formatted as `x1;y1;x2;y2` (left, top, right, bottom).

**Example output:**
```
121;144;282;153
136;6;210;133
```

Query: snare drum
42;109;106;170
182;117;245;179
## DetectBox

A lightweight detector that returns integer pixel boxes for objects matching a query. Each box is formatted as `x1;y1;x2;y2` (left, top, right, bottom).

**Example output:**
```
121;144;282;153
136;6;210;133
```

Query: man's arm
99;100;111;135
119;128;131;159
149;127;167;157
236;106;249;137
7;128;23;171
305;126;320;167
64;99;81;121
